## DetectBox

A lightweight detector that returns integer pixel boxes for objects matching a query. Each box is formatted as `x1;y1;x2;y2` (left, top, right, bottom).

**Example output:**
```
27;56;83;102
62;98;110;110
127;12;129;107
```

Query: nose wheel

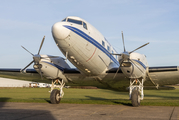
50;79;65;104
131;90;140;107
50;89;61;104
129;79;144;107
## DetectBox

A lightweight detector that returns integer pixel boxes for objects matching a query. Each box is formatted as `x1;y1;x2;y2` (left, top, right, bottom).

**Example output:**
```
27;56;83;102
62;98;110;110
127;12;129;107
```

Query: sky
0;0;179;68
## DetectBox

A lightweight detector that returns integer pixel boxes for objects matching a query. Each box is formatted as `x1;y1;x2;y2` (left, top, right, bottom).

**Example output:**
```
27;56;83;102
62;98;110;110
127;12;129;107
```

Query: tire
50;89;61;104
131;90;140;107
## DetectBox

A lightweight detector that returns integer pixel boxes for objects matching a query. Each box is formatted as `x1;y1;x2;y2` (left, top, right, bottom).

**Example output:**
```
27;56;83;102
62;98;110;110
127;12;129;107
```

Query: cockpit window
83;22;87;29
102;41;105;47
62;18;66;22
67;18;82;25
107;45;110;51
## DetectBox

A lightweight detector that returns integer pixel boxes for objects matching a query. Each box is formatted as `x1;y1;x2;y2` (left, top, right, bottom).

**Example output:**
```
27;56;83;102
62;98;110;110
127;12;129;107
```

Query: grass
1;87;179;106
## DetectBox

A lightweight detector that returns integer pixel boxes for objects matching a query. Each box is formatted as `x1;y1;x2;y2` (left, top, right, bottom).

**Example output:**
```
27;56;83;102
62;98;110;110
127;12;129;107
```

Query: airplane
1;16;179;107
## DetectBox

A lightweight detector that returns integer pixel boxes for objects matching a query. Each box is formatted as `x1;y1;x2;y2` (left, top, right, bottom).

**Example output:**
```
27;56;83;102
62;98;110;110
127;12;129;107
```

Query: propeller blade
21;60;34;72
129;42;149;54
38;36;45;55
21;46;34;56
121;31;126;52
113;66;120;79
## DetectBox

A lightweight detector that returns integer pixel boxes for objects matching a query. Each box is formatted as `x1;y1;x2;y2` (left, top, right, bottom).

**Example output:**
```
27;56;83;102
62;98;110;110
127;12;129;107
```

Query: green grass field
1;87;179;106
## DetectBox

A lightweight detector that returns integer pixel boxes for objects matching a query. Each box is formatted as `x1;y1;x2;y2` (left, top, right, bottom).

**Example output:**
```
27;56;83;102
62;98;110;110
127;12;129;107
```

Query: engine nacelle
34;55;70;82
119;52;149;79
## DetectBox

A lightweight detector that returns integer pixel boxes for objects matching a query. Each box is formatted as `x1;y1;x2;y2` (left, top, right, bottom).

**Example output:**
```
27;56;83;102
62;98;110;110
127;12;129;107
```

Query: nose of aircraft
52;22;70;40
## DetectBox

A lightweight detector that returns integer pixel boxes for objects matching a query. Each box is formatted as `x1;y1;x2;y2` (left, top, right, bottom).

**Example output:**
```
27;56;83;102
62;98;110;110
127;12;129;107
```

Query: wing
0;68;37;73
104;66;179;88
63;67;156;91
148;66;179;86
62;68;128;90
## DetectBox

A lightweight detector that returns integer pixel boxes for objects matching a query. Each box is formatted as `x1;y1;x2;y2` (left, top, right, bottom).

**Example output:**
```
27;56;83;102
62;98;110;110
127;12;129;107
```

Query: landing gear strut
50;79;65;104
129;79;144;107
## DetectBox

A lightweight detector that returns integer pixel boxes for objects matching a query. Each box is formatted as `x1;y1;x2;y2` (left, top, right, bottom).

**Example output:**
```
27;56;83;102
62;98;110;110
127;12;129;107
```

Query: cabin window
83;22;87;30
107;45;110;51
67;18;82;25
102;41;105;47
62;18;66;22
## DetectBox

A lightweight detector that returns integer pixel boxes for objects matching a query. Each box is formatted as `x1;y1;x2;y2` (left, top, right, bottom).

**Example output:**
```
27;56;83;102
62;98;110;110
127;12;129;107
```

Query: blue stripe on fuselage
63;25;119;66
132;59;147;69
42;61;64;71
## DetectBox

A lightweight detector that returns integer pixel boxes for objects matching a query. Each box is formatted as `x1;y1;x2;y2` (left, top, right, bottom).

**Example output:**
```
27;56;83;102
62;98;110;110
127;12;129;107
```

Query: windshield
62;18;66;22
67;18;82;25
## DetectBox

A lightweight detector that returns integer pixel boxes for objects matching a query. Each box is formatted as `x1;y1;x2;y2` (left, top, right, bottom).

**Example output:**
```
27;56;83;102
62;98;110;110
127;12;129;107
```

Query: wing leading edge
0;68;37;73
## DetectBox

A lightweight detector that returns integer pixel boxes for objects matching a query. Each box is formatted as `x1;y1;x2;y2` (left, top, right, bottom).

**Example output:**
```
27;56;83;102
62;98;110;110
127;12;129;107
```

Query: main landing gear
50;79;65;104
129;79;144;107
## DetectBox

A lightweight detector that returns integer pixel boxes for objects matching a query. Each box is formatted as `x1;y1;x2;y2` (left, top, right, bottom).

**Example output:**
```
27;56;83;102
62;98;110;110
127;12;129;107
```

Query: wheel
131;90;140;107
50;89;61;104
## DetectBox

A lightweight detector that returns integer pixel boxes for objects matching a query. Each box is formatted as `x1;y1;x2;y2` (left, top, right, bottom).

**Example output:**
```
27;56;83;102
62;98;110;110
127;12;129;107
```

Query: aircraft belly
90;50;108;72
65;73;130;91
64;32;108;75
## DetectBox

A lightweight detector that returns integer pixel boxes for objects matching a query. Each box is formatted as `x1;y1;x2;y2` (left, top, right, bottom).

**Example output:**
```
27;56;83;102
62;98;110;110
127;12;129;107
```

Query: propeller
112;31;149;79
129;42;149;54
21;60;34;72
121;31;126;52
38;36;45;55
21;36;46;80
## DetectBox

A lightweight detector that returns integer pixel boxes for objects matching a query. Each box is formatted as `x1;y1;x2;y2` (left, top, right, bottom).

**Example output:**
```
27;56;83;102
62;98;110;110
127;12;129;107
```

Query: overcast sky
0;0;179;68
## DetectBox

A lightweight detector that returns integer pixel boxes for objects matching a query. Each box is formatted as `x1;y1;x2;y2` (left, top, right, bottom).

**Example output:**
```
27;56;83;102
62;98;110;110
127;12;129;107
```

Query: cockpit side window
107;45;110;52
102;41;105;47
83;22;87;30
62;18;66;22
67;18;82;25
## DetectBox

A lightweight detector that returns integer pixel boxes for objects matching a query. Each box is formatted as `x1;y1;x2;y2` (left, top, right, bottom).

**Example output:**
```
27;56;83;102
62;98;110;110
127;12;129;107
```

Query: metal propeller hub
33;54;41;63
121;51;130;60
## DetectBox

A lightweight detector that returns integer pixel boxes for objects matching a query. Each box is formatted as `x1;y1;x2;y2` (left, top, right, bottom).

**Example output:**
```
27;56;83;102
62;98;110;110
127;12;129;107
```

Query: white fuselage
52;16;119;76
50;16;148;80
